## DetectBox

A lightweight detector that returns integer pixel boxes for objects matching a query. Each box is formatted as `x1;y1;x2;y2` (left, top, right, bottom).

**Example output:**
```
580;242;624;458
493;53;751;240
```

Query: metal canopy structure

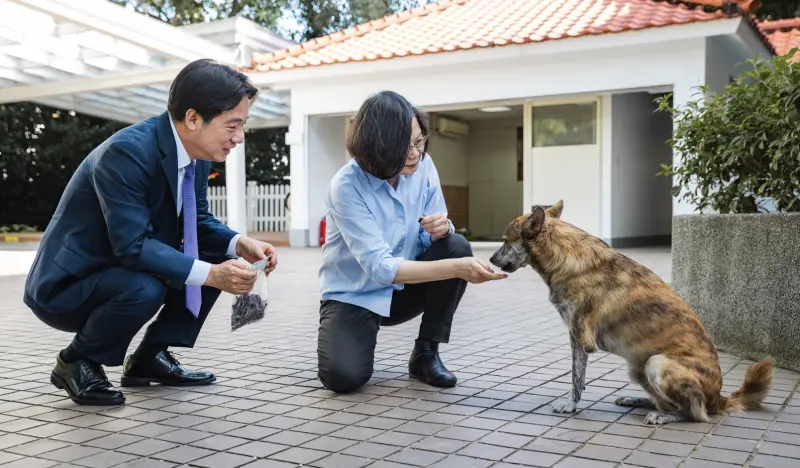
0;0;299;236
0;0;296;128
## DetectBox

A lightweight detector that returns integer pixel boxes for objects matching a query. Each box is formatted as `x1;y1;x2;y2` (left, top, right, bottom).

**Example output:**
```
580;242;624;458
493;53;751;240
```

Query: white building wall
283;34;748;246
286;38;707;118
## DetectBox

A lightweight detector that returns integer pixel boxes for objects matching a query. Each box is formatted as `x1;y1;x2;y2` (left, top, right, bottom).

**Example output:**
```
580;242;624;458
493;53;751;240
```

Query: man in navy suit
23;59;278;406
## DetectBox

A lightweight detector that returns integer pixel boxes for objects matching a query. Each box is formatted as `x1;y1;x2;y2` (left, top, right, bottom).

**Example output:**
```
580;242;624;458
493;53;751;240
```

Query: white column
522;100;533;214
599;94;613;242
225;140;248;235
672;44;708;216
286;113;309;247
306;116;348;247
671;81;703;217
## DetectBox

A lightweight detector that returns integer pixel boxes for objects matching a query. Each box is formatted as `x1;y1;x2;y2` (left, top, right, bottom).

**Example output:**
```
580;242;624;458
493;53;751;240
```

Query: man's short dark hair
168;59;258;123
346;91;430;180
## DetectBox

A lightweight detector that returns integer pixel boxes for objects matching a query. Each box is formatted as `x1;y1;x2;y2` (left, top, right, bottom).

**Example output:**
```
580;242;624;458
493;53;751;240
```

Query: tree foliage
656;49;800;214
111;0;429;42
2;0;430;230
753;0;800;21
0;104;126;229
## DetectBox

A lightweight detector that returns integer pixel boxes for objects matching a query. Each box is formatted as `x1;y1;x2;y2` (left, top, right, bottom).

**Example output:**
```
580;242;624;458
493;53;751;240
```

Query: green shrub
656;49;800;213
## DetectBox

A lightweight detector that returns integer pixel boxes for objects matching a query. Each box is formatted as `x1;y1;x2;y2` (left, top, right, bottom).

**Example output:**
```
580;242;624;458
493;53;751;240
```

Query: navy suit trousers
28;254;226;367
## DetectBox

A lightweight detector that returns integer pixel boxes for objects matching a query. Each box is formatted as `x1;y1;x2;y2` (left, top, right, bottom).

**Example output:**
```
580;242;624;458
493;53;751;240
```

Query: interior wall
429;129;468;187
465;117;523;239
427;115;469;230
307;115;347;247
610;92;673;244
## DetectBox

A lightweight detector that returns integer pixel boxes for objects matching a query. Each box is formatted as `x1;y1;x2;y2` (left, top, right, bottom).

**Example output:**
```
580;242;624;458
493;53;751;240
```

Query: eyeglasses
409;136;428;155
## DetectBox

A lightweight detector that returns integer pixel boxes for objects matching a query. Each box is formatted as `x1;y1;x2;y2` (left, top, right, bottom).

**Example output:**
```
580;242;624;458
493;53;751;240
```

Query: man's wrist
229;234;243;258
203;264;214;287
234;235;245;258
187;260;212;286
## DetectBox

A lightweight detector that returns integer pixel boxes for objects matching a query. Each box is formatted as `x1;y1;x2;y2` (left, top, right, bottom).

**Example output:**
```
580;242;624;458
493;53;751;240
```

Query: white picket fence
207;182;290;232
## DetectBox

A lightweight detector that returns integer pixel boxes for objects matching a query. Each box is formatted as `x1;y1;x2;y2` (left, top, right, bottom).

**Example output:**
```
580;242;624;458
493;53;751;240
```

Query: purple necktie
183;161;201;317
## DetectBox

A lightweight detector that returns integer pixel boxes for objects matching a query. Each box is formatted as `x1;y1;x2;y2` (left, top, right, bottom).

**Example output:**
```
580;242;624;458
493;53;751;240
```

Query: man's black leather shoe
408;339;457;387
121;351;215;387
51;355;125;406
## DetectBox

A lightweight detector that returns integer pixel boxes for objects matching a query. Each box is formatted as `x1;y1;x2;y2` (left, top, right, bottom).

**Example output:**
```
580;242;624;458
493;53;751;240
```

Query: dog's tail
721;360;773;413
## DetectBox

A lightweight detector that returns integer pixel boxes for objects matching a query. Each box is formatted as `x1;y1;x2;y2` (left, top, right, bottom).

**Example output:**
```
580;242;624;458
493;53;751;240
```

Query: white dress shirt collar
168;117;192;170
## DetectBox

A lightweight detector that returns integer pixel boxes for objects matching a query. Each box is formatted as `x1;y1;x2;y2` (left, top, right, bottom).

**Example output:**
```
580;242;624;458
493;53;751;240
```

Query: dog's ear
546;200;563;219
521;207;546;239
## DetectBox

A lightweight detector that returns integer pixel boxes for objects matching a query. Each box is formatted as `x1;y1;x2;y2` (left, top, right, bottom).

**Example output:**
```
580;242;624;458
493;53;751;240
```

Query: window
532;102;597;147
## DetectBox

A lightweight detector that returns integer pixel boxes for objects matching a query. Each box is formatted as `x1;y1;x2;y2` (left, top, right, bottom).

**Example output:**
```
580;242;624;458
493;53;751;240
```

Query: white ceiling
437;105;523;122
0;0;294;127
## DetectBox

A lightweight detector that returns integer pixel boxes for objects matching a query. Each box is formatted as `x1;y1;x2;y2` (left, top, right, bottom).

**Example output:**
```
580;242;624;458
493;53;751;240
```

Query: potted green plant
658;48;800;371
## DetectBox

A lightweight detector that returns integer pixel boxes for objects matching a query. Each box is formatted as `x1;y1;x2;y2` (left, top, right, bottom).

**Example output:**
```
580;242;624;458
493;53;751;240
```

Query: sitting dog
488;200;772;425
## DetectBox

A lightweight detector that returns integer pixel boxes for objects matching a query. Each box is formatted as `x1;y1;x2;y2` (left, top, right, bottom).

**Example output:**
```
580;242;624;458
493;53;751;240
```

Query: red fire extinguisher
319;216;327;246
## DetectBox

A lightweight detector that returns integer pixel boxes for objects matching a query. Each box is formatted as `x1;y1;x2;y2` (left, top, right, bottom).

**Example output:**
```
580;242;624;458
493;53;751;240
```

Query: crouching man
23;59;277;405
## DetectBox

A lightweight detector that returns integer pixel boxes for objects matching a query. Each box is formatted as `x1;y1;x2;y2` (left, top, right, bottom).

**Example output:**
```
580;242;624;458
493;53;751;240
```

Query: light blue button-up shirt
319;155;449;317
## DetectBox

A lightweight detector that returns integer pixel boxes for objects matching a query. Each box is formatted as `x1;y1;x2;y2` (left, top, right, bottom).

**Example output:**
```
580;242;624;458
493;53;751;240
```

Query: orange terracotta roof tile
757;18;800;59
248;0;750;73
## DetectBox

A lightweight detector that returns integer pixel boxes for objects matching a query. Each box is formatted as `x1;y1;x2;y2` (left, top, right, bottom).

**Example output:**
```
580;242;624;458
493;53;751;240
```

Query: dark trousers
30;254;225;367
317;234;472;393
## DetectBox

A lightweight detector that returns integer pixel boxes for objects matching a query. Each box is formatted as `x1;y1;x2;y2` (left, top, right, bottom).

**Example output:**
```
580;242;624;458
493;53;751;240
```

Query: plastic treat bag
231;256;270;331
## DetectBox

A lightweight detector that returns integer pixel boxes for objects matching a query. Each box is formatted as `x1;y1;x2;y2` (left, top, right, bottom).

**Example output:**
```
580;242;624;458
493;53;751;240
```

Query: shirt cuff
186;259;212;286
376;256;406;291
227;234;242;258
419;230;432;249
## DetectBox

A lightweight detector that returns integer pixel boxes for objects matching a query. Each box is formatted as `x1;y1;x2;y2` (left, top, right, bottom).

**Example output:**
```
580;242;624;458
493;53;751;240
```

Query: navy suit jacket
24;112;238;313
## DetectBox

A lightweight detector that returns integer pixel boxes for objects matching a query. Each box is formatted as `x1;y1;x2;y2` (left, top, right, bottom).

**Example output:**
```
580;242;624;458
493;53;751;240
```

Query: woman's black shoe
50;355;125;406
408;339;457;387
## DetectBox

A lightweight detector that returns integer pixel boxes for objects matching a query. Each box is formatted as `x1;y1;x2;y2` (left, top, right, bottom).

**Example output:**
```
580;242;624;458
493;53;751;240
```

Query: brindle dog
489;200;773;425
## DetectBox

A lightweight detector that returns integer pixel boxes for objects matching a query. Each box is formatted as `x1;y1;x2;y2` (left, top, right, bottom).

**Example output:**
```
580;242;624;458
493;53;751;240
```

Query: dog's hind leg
615;396;656;408
552;334;587;414
640;354;710;426
615;367;656;409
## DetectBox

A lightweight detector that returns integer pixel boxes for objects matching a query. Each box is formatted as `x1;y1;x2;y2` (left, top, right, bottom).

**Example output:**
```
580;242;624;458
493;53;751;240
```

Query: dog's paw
551;399;577;413
643;411;680;426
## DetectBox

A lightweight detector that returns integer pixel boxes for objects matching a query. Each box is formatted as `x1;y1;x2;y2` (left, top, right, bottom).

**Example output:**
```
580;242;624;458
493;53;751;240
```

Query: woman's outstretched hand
453;257;508;284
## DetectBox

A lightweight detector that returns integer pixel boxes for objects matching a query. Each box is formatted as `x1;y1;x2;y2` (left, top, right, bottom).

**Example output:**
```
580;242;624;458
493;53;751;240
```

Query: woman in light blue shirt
317;91;507;393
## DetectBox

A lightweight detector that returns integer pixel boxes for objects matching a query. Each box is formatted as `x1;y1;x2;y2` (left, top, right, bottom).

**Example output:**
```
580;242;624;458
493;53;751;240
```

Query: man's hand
420;213;450;241
235;236;278;275
205;258;258;294
452;257;508;284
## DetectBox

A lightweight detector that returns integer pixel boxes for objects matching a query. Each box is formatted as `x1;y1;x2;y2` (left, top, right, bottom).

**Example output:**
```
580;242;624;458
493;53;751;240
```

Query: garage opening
426;105;524;241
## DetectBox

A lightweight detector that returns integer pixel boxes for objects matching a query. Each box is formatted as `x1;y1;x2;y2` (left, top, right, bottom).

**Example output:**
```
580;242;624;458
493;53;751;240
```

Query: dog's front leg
572;314;596;354
552;334;587;414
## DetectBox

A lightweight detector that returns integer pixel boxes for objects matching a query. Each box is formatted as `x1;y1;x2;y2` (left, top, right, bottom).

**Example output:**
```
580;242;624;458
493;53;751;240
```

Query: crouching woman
316;90;507;393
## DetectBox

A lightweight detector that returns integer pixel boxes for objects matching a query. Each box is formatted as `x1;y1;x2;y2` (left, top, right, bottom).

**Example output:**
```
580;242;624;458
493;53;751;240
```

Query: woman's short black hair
346;90;430;180
168;59;258;123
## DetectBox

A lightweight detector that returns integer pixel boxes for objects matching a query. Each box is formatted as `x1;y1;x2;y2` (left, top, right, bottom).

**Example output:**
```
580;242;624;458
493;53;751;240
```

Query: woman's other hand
420;213;450;240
